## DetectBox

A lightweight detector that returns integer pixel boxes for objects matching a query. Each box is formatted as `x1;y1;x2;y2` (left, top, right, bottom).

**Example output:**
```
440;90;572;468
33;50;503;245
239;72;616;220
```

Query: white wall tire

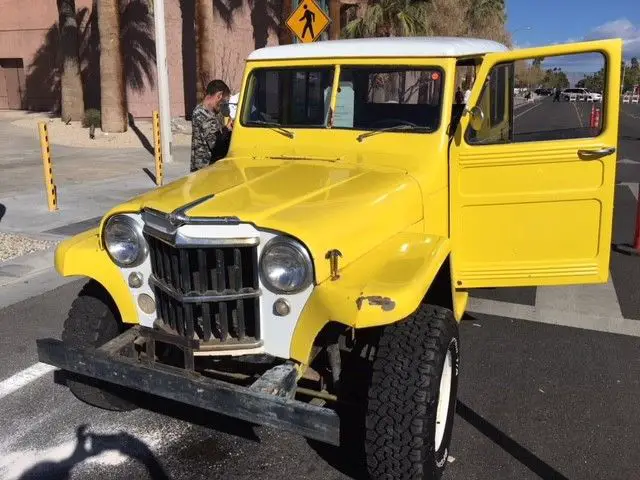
364;304;460;480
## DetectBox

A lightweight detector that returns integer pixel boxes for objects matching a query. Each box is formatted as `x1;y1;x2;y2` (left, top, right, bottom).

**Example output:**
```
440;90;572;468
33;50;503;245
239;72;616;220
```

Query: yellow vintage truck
37;36;622;479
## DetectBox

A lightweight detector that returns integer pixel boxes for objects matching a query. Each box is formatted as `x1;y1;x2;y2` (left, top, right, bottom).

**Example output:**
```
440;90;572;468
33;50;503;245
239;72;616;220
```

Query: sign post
151;0;173;163
286;0;331;44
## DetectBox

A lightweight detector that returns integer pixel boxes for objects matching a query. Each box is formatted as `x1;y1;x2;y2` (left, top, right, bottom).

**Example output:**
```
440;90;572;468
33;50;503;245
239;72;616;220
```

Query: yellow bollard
38;122;58;212
152;111;163;186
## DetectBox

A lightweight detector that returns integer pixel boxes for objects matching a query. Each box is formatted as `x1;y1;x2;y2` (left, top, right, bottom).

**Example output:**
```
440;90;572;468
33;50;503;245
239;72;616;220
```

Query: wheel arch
290;233;463;364
423;255;468;322
55;228;139;324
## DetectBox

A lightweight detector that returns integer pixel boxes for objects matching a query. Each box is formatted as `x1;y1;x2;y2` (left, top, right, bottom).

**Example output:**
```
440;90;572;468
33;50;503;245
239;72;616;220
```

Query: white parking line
514;102;542;119
467;297;640;338
572;101;584;128
623;111;640;120
0;363;55;400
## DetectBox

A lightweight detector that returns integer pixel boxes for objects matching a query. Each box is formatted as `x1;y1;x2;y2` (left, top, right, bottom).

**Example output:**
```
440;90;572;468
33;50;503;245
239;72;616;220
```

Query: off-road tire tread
61;280;137;411
365;304;458;480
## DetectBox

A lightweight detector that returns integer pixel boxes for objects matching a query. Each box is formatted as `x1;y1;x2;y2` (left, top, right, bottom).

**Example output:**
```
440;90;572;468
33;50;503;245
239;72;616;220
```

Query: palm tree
466;0;509;44
57;0;85;122
329;0;341;40
98;0;127;132
467;0;505;29
342;0;429;38
195;0;216;103
279;0;293;44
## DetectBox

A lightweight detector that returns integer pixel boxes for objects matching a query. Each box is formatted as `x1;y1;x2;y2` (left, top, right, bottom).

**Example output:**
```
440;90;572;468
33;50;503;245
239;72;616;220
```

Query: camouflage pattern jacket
190;104;231;172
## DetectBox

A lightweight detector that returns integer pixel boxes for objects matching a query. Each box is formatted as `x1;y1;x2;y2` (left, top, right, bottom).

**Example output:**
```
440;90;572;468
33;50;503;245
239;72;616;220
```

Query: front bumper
36;327;340;446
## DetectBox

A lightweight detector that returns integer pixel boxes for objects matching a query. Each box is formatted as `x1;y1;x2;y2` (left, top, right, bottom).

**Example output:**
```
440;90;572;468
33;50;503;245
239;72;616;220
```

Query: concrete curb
0;268;81;310
0;248;57;288
0;246;84;309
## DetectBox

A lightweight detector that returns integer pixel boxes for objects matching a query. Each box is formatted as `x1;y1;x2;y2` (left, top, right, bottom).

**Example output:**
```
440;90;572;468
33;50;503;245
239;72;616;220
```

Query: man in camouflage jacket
190;80;233;172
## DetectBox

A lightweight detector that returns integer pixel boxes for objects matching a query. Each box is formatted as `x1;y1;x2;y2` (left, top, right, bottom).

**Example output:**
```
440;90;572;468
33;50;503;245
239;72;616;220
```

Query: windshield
242;65;444;133
334;66;443;131
242;67;334;128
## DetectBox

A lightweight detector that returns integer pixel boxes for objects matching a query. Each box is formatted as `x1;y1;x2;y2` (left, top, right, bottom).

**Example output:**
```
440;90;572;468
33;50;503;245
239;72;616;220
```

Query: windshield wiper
247;120;295;139
356;124;432;142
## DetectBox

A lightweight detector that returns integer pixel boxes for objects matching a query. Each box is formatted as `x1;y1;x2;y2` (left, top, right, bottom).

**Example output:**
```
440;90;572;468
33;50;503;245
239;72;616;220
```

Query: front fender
55;228;139;324
290;232;451;363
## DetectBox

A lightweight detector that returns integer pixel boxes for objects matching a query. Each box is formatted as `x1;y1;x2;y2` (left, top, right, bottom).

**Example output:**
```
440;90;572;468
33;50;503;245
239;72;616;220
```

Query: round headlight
260;237;313;294
103;215;147;267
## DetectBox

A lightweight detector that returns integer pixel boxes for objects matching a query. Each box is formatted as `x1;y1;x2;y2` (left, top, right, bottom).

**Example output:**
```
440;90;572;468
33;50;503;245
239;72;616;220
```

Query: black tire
365;304;460;480
61;280;138;411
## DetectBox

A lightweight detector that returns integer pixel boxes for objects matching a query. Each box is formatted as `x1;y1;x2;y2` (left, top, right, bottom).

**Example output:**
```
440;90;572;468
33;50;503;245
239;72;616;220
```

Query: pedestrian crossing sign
286;0;331;44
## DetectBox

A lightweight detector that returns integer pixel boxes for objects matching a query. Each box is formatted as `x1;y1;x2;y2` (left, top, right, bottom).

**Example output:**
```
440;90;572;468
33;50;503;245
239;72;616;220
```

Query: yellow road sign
286;0;331;44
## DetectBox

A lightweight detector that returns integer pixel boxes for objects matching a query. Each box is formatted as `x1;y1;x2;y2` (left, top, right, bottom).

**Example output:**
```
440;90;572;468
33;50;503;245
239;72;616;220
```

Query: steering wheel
369;118;419;129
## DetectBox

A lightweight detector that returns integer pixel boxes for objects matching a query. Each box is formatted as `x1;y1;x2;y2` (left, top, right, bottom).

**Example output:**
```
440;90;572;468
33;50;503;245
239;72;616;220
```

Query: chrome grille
145;234;260;346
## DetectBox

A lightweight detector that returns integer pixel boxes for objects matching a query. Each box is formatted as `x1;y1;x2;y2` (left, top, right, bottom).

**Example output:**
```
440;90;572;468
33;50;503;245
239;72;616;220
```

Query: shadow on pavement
616;163;640;185
456;401;569;480
620;135;640;142
129;114;154;155
612;183;638;246
0;203;5;223
16;424;170;480
304;339;378;480
143;167;158;184
54;370;261;444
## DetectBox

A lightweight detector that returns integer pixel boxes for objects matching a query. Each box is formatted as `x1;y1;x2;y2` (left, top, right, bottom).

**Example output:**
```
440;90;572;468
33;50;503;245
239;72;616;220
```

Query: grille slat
219;302;228;341
216;249;226;291
169;298;178;333
156;241;165;281
180;250;191;292
202;302;212;341
171;250;180;292
185;303;195;339
176;301;185;337
236;299;245;340
163;243;172;287
198;250;207;293
145;233;260;346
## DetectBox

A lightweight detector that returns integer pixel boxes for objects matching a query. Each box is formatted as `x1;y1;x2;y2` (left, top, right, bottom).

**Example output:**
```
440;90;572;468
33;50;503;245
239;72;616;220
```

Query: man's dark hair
205;79;230;97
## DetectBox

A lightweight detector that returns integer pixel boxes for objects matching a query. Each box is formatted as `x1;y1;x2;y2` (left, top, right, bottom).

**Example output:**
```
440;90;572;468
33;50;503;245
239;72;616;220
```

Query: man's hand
227;119;234;131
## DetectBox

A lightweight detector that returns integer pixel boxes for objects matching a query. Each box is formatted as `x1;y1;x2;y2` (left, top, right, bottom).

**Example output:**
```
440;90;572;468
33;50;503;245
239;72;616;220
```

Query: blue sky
507;0;640;63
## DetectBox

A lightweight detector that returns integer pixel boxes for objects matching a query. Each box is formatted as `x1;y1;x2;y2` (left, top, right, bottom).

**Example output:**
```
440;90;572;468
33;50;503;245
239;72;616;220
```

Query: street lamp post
511;25;532;48
512;26;532;36
151;0;173;163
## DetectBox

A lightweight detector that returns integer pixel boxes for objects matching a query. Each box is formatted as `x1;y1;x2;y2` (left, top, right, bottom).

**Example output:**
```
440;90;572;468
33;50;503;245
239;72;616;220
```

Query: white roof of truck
248;37;509;61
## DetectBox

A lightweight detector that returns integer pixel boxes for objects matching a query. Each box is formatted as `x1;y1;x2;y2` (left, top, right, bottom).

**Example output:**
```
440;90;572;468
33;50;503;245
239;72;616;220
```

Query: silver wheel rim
435;349;453;451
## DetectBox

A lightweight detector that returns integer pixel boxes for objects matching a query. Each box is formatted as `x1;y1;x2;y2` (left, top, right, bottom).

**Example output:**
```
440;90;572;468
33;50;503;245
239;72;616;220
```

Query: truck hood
106;156;423;282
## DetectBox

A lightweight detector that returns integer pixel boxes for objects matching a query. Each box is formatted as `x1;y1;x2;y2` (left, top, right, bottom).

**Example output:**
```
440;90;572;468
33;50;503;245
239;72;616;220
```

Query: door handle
577;146;616;158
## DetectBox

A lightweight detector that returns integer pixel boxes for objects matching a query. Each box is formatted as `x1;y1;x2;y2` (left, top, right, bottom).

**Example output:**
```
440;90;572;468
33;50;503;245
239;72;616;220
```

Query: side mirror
465;105;485;131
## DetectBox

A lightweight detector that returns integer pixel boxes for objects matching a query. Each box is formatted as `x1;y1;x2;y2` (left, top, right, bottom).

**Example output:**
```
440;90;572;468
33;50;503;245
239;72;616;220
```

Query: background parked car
562;88;602;101
535;88;553;96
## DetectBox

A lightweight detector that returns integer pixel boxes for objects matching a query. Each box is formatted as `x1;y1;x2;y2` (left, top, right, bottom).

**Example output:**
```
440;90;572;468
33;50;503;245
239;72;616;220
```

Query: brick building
0;0;365;119
0;0;282;118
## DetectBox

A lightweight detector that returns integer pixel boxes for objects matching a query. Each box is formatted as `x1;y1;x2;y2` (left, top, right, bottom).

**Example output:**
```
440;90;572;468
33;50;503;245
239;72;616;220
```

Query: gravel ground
0;232;58;262
6;112;192;149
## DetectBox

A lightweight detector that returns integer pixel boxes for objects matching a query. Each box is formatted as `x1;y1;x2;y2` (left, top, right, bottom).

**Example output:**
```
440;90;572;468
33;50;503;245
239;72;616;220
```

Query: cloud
512;41;532;49
584;18;640;59
543;18;640;75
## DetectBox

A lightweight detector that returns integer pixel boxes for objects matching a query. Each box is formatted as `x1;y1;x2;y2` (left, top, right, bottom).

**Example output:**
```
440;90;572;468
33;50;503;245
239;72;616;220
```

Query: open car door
450;39;623;288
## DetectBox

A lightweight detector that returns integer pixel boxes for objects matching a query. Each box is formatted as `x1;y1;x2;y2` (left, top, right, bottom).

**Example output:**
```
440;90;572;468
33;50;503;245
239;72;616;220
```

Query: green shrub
82;109;101;128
